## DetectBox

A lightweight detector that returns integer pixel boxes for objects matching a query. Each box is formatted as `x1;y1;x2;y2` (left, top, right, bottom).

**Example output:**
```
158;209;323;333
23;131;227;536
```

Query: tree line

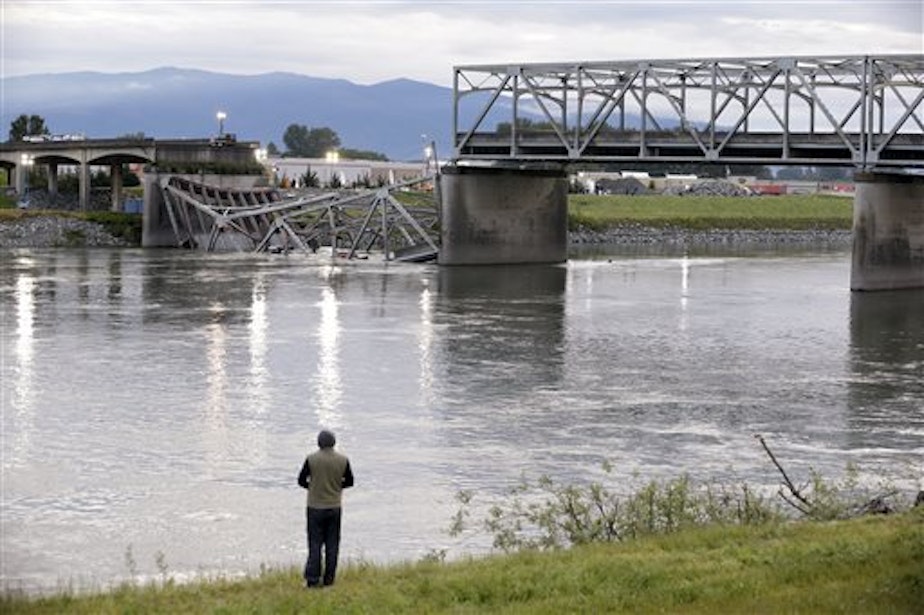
8;114;50;141
271;124;387;161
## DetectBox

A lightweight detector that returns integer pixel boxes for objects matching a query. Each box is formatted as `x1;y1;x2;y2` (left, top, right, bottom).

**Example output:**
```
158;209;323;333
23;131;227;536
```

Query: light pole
216;111;227;137
255;148;271;185
421;134;438;176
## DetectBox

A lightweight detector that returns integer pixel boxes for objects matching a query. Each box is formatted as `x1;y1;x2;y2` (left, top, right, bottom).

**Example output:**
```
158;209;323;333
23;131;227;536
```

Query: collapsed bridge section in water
143;174;440;262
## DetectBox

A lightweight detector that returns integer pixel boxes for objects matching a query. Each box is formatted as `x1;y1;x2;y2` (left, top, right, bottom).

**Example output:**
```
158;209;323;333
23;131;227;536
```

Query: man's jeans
304;507;342;586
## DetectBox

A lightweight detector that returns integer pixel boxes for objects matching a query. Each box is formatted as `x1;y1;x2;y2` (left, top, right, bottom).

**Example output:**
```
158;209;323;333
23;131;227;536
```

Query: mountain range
1;67;459;161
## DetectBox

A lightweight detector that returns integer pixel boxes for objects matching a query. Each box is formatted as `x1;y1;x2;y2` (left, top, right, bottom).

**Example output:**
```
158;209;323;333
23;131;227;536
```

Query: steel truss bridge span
157;175;439;261
452;55;923;169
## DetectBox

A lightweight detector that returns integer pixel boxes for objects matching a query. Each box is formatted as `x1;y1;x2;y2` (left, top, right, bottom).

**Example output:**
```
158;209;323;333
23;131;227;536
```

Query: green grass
568;194;854;231
5;509;921;614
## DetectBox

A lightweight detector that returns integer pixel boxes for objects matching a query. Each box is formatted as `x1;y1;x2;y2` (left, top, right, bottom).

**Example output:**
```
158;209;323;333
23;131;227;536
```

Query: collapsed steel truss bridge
453;55;923;169
157;175;440;260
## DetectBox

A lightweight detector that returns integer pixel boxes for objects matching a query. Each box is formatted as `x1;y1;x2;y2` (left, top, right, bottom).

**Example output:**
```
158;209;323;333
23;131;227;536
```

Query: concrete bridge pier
110;163;123;212
47;163;58;198
142;174;172;247
14;162;27;196
79;158;91;211
851;172;924;291
438;166;568;265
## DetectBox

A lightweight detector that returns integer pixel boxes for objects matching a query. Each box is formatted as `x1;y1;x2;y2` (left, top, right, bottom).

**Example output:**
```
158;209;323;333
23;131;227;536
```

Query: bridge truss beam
452;55;923;170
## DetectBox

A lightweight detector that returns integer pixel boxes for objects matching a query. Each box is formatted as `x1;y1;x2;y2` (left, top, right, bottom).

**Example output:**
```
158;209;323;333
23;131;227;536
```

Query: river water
1;245;922;593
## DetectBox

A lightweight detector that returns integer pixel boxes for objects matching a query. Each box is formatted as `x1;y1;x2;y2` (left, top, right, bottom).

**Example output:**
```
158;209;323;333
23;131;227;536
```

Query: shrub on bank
81;211;142;245
450;437;915;554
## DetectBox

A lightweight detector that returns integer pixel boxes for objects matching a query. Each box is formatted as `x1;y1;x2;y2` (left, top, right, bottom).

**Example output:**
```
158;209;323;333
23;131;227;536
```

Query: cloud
124;81;153;91
2;1;920;85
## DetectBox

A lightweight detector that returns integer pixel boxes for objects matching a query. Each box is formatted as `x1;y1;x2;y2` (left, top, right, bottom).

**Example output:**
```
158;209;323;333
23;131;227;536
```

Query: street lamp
419;133;442;202
421;134;438;176
216;111;227;136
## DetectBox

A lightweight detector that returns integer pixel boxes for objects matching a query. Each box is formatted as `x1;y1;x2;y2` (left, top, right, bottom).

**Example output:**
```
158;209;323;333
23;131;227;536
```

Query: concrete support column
142;173;172;247
79;161;91;210
851;172;924;291
15;163;26;195
439;166;568;265
47;162;59;197
110;163;123;212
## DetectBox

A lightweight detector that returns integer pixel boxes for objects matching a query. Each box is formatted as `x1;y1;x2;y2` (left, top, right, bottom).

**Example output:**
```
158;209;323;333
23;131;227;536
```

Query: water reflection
848;289;924;455
418;283;435;406
15;274;35;369
204;303;230;471
435;265;567;394
680;255;691;330
142;255;257;327
313;275;342;427
77;250;90;307
107;251;122;302
433;265;567;472
571;238;852;260
8;272;36;466
248;276;269;417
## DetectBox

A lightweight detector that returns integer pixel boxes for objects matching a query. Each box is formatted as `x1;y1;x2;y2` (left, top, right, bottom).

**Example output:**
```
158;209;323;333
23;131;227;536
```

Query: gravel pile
0;216;127;248
662;179;752;197
595;177;650;195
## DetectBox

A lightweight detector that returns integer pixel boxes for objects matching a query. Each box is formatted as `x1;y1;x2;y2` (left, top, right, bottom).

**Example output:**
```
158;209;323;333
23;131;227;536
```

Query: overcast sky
2;1;921;86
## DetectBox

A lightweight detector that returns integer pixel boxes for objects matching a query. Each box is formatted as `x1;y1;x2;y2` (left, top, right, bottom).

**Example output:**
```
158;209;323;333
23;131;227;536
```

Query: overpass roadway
0;138;259;210
0;138;156;210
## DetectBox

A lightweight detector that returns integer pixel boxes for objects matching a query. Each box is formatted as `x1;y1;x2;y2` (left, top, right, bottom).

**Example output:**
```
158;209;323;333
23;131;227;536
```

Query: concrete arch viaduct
0;138;157;211
0;138;259;211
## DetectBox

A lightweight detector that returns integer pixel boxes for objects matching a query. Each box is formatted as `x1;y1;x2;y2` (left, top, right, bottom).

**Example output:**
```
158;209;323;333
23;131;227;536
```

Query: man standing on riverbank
297;429;354;588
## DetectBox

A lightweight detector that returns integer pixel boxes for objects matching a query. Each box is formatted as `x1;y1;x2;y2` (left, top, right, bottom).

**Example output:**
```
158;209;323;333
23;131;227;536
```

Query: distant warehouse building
268;156;426;188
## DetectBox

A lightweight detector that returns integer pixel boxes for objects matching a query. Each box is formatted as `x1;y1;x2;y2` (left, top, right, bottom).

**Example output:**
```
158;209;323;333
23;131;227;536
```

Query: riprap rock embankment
0;216;127;248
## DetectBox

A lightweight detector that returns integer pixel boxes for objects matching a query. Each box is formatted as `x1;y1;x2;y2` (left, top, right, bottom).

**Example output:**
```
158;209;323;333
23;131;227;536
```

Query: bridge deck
457;132;924;166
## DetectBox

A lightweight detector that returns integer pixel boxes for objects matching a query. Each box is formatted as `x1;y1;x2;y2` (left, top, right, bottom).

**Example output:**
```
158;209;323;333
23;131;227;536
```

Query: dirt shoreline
570;224;852;246
0;215;852;250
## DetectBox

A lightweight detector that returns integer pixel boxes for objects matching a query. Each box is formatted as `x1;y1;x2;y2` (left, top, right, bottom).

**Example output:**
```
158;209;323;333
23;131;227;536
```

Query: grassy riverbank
568;194;853;231
5;510;921;614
